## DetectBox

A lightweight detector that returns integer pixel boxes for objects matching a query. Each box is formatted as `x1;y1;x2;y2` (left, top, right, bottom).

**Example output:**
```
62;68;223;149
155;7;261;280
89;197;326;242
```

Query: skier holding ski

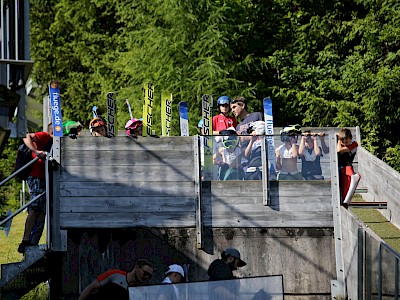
89;117;108;137
337;128;360;208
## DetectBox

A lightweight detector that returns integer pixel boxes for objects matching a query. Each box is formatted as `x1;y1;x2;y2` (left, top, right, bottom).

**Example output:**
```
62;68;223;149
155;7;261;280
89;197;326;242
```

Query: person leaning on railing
17;123;53;253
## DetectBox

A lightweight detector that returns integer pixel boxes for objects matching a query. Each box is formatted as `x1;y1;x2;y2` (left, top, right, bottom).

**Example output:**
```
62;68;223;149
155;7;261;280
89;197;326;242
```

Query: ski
201;94;213;180
263;97;277;180
161;92;173;136
106;92;117;137
142;82;154;137
178;101;189;136
125;99;134;120
49;80;63;137
92;106;99;118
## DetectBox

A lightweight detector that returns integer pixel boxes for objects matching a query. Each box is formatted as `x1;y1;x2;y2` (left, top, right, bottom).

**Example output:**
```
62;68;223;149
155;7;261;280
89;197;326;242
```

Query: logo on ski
263;97;276;180
107;92;117;137
162;92;173;136
142;82;154;136
202;94;213;180
178;101;189;136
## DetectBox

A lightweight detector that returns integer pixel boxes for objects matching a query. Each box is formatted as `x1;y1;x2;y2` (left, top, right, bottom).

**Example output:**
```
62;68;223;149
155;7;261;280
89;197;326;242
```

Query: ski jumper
338;140;359;203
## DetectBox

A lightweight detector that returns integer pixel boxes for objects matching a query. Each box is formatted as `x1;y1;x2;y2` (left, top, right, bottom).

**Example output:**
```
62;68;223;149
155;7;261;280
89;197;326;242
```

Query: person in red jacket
18;124;53;253
212;96;237;135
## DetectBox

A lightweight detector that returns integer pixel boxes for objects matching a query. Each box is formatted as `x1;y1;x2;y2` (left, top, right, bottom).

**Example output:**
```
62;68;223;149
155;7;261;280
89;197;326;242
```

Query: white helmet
247;121;265;135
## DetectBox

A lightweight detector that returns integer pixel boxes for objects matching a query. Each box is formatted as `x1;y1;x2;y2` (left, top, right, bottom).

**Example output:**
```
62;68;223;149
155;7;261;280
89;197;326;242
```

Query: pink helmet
125;118;143;136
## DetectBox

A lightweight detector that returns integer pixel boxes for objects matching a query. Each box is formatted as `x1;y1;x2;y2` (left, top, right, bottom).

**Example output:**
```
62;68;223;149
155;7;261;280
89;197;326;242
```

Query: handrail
0;151;53;251
0;192;46;227
0;156;39;187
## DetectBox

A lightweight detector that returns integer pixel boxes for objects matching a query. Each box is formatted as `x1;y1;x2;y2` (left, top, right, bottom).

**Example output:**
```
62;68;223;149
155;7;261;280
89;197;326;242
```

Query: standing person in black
207;248;247;299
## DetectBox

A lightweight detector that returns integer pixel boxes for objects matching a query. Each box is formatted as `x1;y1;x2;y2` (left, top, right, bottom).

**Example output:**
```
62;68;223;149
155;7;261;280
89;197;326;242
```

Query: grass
351;195;400;253
0;211;48;299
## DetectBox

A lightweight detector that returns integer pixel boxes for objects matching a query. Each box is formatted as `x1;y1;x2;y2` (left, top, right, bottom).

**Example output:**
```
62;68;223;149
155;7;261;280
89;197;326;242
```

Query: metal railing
0;152;53;251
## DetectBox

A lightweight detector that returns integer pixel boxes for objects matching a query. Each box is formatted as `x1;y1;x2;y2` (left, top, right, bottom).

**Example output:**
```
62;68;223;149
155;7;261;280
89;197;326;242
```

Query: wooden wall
52;135;336;232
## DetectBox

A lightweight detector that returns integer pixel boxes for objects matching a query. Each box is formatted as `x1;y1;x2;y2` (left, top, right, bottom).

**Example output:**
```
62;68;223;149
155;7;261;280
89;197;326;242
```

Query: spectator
217;129;243;180
125;118;143;139
298;131;328;180
275;125;303;180
78;258;154;300
213;96;237;135
337;128;360;208
243;121;265;180
156;264;185;300
208;248;247;300
231;96;263;135
89;117;108;137
62;120;83;139
18;124;53;253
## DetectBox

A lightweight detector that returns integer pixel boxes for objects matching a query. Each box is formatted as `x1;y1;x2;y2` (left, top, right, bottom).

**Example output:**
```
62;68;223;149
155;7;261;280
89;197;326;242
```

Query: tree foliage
27;0;400;171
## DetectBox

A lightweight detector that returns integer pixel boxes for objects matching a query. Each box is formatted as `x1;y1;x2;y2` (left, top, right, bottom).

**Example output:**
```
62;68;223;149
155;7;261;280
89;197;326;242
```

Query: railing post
194;135;204;249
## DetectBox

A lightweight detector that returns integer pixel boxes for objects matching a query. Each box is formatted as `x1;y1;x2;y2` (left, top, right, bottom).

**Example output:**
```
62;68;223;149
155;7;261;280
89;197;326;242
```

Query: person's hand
35;150;46;158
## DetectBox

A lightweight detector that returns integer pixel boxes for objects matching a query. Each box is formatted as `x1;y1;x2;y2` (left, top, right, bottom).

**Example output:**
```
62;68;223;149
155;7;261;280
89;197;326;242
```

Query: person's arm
318;133;329;154
298;136;306;156
78;279;101;300
23;133;46;158
244;136;256;158
275;148;282;170
291;138;299;158
337;140;349;153
314;138;321;156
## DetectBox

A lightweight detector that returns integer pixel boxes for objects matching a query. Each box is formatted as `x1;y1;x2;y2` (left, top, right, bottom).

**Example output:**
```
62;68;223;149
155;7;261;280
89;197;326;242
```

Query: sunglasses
92;120;105;128
231;99;244;104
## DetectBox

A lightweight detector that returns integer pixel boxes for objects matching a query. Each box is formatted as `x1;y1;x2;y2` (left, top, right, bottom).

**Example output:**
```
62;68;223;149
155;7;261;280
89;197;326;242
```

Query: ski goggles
231;99;245;104
90;119;106;129
222;137;239;149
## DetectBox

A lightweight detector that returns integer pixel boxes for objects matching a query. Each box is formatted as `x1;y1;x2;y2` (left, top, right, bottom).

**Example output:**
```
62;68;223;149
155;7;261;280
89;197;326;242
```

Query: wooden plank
60;197;196;213
60;136;194;152
60;150;193;166
203;211;333;227
59;212;196;228
59;181;195;197
60;165;194;182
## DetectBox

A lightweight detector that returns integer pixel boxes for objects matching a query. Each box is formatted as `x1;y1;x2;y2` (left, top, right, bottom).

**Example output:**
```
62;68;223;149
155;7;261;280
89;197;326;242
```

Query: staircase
0;245;50;299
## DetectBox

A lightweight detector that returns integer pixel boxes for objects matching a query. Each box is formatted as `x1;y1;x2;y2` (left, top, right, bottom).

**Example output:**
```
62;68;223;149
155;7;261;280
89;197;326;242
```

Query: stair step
355;187;368;193
350;201;387;209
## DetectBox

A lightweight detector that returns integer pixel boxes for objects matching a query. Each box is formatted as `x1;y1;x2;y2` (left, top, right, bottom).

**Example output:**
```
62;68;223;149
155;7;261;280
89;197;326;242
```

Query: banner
49;80;63;137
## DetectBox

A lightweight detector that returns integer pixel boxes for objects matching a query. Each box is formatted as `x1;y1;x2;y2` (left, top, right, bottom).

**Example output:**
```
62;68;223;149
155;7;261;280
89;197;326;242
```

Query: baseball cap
165;264;185;277
222;248;246;267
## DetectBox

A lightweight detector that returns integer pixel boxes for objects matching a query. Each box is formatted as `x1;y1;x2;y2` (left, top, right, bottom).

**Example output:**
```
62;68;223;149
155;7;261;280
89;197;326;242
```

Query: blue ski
263;97;277;180
178;101;189;136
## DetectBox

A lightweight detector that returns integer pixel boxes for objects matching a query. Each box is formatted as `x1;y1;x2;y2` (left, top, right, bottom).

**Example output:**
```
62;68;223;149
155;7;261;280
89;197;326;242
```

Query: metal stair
0;245;51;300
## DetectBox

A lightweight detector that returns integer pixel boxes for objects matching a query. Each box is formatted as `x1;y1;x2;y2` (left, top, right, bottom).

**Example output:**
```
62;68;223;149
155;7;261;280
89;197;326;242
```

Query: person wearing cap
207;248;246;299
78;258;154;300
213;96;237;135
157;264;185;300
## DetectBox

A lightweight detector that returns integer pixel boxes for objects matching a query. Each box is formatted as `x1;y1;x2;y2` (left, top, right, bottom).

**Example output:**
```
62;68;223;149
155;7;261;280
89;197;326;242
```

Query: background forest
1;0;400;209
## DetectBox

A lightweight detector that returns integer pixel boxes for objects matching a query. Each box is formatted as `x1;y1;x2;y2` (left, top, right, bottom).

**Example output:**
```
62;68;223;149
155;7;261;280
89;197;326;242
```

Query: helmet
280;124;302;142
247;121;265;135
219;129;239;149
197;119;203;128
89;117;106;133
62;120;83;136
217;96;231;106
125;118;142;136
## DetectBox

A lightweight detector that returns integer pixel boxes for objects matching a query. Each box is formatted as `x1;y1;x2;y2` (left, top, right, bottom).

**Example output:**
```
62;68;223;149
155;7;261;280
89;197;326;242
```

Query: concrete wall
56;227;335;300
357;147;400;228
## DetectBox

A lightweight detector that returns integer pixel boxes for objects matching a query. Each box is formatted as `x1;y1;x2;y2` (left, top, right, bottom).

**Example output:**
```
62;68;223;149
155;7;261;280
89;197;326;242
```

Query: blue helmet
217;96;231;105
